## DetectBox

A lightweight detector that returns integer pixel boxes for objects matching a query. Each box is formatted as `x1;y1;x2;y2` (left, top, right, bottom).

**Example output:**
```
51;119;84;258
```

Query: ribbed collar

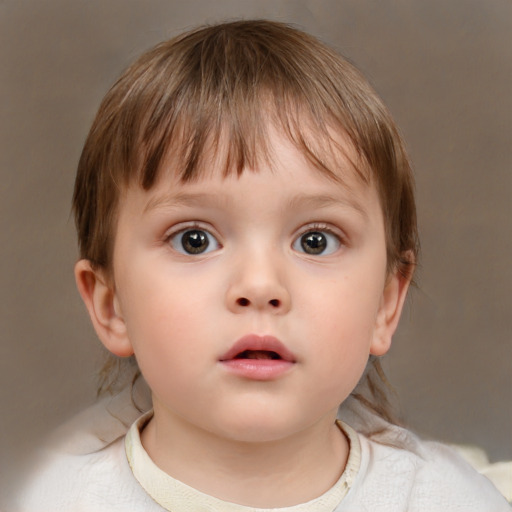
125;412;361;512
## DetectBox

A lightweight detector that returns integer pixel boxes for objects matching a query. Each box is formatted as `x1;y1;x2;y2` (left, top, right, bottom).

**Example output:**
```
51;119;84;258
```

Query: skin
75;133;410;507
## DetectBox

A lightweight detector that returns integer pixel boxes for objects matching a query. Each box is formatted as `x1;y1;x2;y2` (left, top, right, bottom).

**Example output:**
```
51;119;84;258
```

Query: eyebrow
285;193;368;219
144;191;368;218
143;192;228;214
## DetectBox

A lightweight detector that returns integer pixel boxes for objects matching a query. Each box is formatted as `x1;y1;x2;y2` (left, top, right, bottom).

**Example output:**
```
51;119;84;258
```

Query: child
17;19;509;511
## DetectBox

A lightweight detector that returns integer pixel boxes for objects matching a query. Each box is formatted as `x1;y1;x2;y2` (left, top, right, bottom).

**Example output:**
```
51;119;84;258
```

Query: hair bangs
132;61;372;190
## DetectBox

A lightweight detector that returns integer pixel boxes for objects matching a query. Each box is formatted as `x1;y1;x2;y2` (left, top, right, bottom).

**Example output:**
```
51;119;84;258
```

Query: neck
141;406;348;508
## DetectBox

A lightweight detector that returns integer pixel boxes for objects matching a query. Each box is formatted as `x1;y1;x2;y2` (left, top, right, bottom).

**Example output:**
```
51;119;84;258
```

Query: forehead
124;129;380;222
150;119;370;187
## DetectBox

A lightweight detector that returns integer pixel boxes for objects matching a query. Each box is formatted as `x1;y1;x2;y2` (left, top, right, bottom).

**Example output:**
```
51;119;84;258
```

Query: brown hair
73;19;418;422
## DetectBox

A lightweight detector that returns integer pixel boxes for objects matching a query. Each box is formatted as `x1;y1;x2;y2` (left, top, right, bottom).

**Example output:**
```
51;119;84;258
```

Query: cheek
125;305;207;408
304;272;382;340
119;275;207;368
299;274;383;382
122;260;215;326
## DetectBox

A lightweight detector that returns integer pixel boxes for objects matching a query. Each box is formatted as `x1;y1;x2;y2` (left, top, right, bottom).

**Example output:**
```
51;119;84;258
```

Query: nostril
237;297;250;307
269;299;280;307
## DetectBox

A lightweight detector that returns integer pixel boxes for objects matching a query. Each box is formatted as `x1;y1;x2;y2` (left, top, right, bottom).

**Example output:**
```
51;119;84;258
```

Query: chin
210;409;313;444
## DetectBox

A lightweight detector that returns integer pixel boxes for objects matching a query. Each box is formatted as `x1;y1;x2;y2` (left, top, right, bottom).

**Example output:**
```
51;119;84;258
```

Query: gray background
1;0;511;491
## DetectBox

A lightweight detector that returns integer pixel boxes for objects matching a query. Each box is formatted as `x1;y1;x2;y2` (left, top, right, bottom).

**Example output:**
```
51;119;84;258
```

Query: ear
370;266;412;357
74;259;134;357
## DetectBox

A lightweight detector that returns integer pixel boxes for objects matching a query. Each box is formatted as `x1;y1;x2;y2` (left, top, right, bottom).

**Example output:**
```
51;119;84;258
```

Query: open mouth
234;350;283;360
219;336;295;380
219;335;296;364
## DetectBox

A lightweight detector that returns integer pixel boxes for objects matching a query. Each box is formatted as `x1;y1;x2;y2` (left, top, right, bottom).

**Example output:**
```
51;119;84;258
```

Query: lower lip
220;359;294;380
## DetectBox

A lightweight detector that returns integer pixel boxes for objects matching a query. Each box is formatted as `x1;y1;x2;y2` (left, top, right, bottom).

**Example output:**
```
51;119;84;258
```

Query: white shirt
13;387;510;511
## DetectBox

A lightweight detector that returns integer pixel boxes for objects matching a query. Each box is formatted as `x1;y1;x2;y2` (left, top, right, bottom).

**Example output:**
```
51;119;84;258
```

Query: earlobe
74;260;134;357
370;268;412;356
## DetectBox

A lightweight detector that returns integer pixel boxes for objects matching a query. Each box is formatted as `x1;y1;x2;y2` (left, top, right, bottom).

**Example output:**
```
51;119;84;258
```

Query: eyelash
292;224;345;256
165;223;221;256
164;222;345;257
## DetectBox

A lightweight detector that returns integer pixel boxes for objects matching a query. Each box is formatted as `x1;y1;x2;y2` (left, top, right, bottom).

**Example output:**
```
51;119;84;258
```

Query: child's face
87;133;407;443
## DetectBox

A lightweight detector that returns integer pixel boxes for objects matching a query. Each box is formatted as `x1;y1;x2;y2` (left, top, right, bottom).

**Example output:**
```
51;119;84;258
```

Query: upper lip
219;334;297;362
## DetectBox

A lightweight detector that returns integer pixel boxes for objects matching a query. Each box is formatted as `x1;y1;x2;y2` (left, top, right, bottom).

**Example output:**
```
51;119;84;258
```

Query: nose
226;251;291;315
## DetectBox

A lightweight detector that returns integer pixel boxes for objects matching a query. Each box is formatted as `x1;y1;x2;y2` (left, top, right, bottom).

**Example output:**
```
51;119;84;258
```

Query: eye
293;229;341;256
169;228;220;255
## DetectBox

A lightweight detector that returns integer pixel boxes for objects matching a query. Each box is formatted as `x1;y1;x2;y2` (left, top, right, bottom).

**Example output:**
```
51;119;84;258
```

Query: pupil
182;230;209;254
301;231;327;254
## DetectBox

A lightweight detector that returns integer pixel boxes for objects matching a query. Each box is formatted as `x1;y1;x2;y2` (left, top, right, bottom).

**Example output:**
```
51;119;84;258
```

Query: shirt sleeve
337;431;511;511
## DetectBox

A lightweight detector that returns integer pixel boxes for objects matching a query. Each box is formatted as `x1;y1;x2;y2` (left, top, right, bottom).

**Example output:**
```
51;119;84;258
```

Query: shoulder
14;386;162;512
16;437;165;512
16;438;121;510
341;425;510;511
